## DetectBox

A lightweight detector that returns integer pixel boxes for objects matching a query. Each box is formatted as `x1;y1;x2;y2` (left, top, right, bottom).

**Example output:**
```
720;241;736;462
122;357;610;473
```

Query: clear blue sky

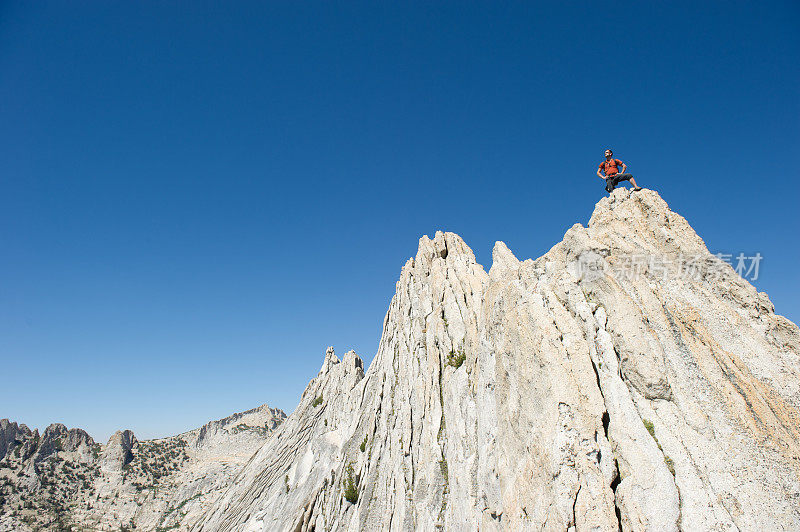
2;1;798;442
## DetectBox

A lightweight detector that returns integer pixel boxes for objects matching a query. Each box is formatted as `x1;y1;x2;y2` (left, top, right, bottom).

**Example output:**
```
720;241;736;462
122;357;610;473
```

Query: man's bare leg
630;177;642;191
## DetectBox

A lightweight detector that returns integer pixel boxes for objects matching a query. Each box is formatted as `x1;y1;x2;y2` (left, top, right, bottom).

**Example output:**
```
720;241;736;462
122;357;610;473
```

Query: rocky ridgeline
0;420;100;530
196;189;799;531
0;405;285;531
3;189;799;531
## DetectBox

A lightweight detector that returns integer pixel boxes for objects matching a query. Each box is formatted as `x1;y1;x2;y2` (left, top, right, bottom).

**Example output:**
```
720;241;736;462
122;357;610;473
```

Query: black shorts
605;173;633;192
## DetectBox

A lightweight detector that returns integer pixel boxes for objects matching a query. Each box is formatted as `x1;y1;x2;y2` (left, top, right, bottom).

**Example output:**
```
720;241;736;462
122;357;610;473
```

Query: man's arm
619;160;627;174
597;165;606;179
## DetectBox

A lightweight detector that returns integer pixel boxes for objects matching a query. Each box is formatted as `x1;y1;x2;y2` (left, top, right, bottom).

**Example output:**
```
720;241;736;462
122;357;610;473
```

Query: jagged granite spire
195;189;800;531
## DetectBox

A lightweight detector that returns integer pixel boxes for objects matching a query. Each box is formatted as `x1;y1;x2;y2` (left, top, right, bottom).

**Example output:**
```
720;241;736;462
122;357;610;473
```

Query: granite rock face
0;420;32;462
196;189;800;531
100;429;137;472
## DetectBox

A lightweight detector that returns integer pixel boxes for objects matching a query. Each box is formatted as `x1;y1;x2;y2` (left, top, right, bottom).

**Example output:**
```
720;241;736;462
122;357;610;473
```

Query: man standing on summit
597;149;642;193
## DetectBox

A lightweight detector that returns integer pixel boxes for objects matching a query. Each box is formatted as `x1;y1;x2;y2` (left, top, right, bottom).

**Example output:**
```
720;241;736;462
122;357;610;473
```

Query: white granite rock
196;190;800;531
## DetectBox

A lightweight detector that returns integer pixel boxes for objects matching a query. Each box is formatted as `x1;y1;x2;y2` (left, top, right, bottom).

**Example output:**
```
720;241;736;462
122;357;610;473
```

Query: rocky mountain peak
0;420;32;461
100;429;136;472
196;189;800;531
319;345;340;375
414;231;477;266
586;188;708;255
489;240;520;280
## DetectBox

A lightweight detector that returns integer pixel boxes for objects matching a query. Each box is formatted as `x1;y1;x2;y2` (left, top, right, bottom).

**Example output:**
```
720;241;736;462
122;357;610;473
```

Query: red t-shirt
599;158;623;176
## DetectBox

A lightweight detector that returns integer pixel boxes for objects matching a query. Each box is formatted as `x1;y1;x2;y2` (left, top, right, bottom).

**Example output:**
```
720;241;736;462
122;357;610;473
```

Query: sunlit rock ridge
2;189;799;531
196;189;799;531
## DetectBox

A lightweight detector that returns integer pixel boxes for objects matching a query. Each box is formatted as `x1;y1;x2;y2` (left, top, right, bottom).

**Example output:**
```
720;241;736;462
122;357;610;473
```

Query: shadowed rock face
101;429;137;472
195;189;800;532
0;420;32;461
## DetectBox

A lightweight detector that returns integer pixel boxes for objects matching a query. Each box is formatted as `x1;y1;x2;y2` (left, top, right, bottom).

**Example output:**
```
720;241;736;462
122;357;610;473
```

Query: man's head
604;149;613;158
